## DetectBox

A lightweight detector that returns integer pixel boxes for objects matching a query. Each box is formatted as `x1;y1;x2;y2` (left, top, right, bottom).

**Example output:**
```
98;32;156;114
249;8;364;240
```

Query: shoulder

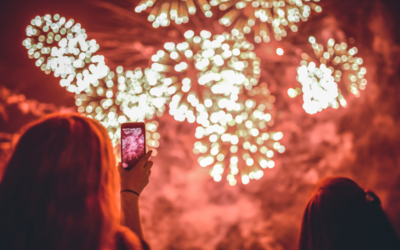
115;226;150;250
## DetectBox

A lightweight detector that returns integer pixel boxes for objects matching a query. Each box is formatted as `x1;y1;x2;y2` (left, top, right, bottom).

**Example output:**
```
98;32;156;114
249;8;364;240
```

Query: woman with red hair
299;177;400;250
0;114;152;250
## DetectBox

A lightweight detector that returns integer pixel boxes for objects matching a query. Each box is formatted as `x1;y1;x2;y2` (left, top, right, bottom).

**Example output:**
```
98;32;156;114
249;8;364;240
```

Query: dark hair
0;114;121;250
299;177;400;250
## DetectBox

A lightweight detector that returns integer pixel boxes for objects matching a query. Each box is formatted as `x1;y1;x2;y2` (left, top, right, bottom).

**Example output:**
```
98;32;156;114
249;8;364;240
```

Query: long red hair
299;177;400;250
0;114;122;249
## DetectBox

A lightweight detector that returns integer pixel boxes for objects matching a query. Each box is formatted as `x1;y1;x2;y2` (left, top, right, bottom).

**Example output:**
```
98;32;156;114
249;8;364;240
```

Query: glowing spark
135;0;213;27
287;88;299;98
292;37;367;114
276;48;284;55
211;0;322;43
151;30;261;125
24;14;169;156
193;83;284;185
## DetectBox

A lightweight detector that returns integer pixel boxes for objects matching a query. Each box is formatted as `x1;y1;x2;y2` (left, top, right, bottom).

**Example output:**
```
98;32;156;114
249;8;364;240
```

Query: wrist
120;191;140;203
120;189;140;197
121;185;142;194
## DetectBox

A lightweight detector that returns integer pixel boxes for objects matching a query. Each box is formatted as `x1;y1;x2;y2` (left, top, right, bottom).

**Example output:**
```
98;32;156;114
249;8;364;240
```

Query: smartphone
121;122;146;171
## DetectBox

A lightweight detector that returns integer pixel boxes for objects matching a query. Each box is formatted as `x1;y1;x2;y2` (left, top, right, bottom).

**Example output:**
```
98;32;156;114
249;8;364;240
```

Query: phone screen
121;124;145;169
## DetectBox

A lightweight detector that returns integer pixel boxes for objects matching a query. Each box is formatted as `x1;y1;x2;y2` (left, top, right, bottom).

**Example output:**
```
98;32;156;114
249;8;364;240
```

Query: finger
136;150;153;168
117;162;123;174
144;161;153;171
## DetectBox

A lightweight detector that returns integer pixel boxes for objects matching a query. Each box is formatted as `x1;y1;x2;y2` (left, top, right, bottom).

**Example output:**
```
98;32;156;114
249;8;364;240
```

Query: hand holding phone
118;151;153;195
121;122;146;171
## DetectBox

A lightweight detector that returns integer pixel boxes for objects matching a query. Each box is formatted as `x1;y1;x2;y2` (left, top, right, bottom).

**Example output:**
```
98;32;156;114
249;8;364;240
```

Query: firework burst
23;14;110;94
135;0;213;27
193;83;284;185
211;0;322;43
75;66;169;155
289;36;367;114
151;30;261;125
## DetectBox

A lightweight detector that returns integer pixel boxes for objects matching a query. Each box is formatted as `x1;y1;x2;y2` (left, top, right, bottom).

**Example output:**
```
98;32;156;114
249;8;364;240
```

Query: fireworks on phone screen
122;128;145;168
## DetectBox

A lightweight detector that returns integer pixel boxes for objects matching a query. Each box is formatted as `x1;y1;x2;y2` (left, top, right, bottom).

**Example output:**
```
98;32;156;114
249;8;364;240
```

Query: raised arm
118;151;153;239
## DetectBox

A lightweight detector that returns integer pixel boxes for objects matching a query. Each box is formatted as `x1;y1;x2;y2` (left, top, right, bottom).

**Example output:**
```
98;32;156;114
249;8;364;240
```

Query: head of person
299;177;400;250
0;114;120;250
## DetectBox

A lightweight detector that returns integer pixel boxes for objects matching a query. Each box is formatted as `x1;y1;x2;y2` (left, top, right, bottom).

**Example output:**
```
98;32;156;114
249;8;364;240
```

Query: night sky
1;0;400;249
